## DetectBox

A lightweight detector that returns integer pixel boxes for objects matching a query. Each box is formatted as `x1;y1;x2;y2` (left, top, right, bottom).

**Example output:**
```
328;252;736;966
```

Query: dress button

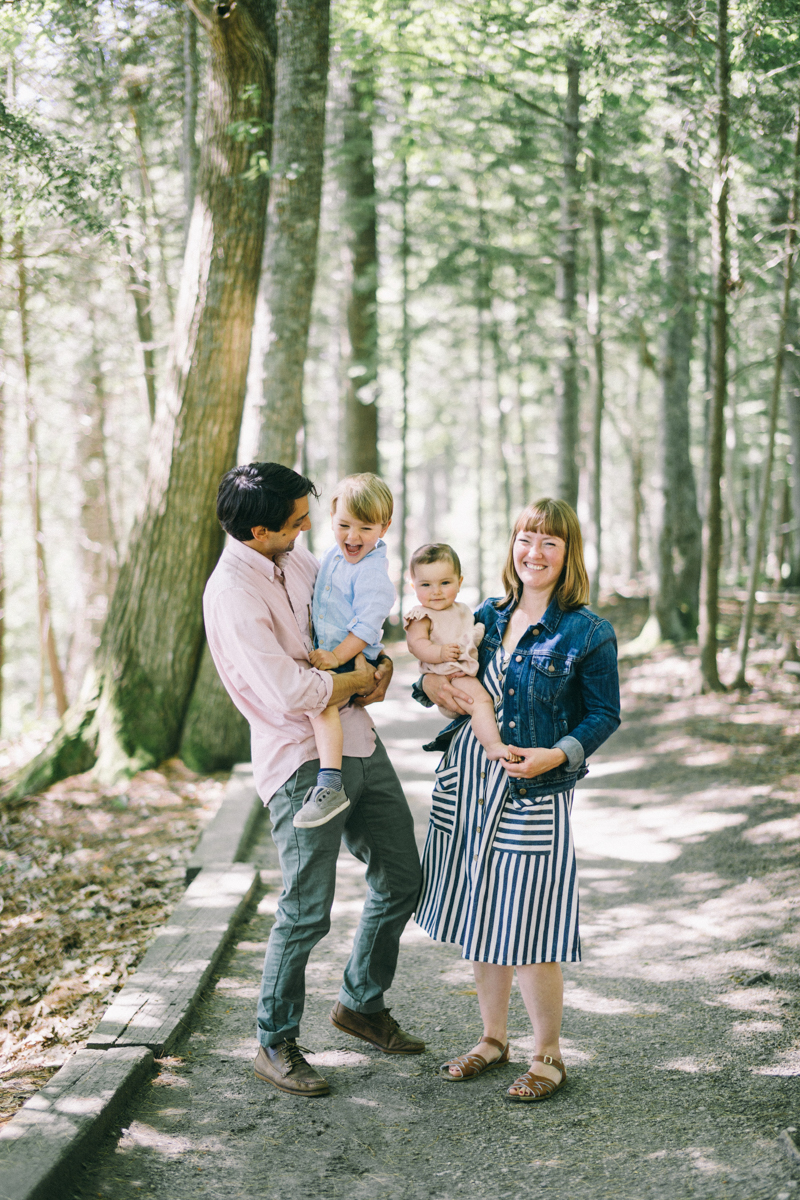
480;771;485;780
508;688;514;695
478;798;484;805
509;721;515;729
476;826;481;833
515;655;522;662
474;854;479;861
520;788;527;796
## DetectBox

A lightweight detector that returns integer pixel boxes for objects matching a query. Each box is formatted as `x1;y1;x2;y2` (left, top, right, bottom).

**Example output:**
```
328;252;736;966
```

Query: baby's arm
310;632;368;670
405;618;461;665
456;676;521;762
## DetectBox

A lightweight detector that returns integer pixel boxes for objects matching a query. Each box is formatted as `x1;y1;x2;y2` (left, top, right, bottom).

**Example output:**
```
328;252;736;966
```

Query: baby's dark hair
409;542;462;579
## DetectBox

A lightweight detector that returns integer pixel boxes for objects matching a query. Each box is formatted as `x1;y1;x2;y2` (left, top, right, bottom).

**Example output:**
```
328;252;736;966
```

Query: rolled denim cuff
412;676;433;708
554;734;584;771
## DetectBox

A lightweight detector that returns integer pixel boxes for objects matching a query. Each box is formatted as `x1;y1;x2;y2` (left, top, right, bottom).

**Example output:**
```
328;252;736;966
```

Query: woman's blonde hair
331;473;393;526
499;498;589;611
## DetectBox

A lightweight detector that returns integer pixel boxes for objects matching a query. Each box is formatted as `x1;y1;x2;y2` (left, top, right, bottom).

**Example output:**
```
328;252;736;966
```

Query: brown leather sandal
506;1054;566;1102
439;1036;510;1081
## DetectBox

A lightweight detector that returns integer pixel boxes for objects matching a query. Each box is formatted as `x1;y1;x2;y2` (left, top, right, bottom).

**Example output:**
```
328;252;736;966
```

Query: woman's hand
310;648;340;670
501;746;567;779
422;672;473;715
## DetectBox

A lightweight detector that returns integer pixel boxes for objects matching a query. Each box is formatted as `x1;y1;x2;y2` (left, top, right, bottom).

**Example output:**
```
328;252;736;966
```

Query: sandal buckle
542;1055;554;1065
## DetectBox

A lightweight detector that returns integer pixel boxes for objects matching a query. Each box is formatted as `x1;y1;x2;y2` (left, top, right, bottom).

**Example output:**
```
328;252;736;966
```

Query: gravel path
75;653;800;1200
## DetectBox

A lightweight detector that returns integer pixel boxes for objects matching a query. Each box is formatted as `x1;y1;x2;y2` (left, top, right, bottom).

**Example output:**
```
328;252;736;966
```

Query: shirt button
515;655;522;662
520;788;527;796
508;688;515;695
509;721;516;729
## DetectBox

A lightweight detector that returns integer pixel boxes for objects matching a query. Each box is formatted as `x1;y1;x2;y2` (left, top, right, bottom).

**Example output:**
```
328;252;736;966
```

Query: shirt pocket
530;653;571;705
429;763;459;836
493;795;555;855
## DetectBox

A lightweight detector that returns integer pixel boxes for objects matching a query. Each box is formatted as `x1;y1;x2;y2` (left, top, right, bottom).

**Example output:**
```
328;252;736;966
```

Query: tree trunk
734;113;800;688
654;20;702;641
785;298;800;586
255;0;330;465
184;0;329;775
398;127;411;621
698;0;730;691
4;0;277;802
128;91;175;321
14;225;69;721
555;42;581;507
182;6;200;232
587;125;604;607
341;65;379;475
125;235;157;422
0;229;6;733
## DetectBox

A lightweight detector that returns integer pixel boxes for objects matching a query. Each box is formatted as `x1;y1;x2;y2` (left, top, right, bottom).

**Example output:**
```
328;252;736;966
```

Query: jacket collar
489;593;564;637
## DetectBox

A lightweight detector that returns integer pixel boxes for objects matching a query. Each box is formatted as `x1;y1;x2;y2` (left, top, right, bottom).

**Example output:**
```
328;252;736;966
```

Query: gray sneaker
292;784;350;828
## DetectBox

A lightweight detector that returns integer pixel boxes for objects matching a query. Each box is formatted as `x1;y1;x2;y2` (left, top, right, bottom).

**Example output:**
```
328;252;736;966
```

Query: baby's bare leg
310;704;343;771
456;676;519;762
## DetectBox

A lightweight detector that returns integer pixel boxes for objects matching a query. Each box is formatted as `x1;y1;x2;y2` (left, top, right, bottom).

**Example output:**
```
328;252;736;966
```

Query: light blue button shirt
312;539;396;663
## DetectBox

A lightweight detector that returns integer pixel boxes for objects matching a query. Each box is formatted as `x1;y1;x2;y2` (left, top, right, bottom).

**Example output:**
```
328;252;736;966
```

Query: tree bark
125;236;157;422
14;225;69;721
698;0;730;691
398;127;411;621
182;6;200;232
5;0;277;801
255;0;330;465
341;65;379;475
0;229;6;733
587;125;604;607
654;19;702;641
555;41;581;507
785;298;800;586
734;113;800;688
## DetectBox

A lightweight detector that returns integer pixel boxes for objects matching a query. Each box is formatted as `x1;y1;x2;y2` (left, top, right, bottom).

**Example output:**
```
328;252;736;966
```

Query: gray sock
317;768;342;792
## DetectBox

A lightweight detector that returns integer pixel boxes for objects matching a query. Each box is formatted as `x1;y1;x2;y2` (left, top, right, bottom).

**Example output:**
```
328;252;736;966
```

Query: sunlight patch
753;1046;800;1075
306;1050;371;1067
656;1058;721;1074
119;1121;194;1156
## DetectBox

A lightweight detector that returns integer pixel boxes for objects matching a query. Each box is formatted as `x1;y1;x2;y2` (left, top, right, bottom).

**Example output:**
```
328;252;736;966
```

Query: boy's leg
257;759;348;1046
330;737;424;1050
309;705;344;770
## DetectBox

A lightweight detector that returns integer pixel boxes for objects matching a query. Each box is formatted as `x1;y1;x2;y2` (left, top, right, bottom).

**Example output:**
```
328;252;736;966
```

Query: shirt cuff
412;676;433;708
303;667;334;720
347;617;382;646
554;735;584;771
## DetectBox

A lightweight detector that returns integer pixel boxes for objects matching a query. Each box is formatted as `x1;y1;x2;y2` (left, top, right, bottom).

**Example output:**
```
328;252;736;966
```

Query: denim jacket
414;596;621;800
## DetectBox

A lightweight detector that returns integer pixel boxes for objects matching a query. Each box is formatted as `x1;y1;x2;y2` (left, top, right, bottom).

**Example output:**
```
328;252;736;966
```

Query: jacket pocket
530;652;571;705
493;795;555;855
430;764;459;836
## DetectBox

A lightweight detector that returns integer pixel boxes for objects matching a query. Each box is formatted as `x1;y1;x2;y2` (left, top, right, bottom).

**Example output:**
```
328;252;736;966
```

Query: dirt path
75;652;800;1200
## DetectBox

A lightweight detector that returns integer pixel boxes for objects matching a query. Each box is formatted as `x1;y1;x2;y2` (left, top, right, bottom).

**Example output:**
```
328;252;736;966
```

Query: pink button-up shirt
203;538;376;803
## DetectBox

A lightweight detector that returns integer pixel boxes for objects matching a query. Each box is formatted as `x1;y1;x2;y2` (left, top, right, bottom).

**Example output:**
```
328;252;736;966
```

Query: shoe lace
283;1040;311;1068
380;1009;400;1034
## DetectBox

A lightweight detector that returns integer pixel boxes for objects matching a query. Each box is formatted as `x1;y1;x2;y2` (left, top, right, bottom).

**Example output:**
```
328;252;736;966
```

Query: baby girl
404;543;518;762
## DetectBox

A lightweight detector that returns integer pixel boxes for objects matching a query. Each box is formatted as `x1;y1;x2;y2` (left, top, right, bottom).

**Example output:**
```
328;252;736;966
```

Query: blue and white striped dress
416;646;581;965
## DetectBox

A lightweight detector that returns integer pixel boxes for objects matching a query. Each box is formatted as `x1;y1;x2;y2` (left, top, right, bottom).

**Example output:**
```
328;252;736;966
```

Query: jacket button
509;721;515;728
520;788;527;796
515;655;522;662
548;664;555;672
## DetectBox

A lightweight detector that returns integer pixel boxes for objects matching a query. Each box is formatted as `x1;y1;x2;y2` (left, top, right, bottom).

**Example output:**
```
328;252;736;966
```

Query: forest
0;0;799;796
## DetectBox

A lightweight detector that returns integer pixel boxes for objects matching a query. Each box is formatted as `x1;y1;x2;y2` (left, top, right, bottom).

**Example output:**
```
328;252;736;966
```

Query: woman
415;499;620;1101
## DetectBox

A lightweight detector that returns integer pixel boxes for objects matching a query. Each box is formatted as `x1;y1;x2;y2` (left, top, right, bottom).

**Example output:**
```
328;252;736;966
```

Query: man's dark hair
216;462;319;542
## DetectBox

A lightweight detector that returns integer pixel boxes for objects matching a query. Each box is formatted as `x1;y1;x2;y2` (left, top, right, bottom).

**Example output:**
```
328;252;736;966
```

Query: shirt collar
225;536;280;581
332;537;387;563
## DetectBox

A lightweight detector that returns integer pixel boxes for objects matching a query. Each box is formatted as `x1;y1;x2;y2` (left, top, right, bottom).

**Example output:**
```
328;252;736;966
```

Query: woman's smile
513;530;566;593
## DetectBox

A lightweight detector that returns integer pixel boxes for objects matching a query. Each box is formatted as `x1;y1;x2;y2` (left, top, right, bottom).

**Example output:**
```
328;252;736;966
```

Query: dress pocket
493;795;555;855
430;764;459;836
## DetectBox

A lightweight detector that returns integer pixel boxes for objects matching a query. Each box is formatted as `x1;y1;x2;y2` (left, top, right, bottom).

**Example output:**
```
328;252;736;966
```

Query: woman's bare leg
309;705;343;771
509;962;564;1092
445;961;513;1075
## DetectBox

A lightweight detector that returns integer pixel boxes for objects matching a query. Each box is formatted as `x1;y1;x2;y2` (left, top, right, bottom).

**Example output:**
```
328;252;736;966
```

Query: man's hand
310;648;340;670
422;672;473;715
501;746;567;779
352;655;393;707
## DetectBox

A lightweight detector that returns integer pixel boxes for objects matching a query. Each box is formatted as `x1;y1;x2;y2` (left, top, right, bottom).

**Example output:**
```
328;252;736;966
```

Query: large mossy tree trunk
4;0;277;802
785;300;800;586
653;14;702;642
181;0;330;774
342;63;379;475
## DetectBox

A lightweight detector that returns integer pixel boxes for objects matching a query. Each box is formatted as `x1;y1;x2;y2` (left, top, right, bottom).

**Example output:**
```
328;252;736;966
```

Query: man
203;462;423;1097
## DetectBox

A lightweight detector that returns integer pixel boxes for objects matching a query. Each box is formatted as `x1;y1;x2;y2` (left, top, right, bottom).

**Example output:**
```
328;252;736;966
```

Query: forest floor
59;638;800;1200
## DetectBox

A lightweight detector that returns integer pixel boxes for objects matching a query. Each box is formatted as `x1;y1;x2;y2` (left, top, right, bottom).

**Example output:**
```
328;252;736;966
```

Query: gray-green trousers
257;736;421;1047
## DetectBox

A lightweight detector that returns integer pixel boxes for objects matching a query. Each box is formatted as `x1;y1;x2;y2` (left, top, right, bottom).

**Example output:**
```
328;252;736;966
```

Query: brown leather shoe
253;1040;330;1096
330;1001;425;1054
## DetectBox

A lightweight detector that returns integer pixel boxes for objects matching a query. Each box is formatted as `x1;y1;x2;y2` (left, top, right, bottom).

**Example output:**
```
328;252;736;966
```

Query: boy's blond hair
331;473;393;526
